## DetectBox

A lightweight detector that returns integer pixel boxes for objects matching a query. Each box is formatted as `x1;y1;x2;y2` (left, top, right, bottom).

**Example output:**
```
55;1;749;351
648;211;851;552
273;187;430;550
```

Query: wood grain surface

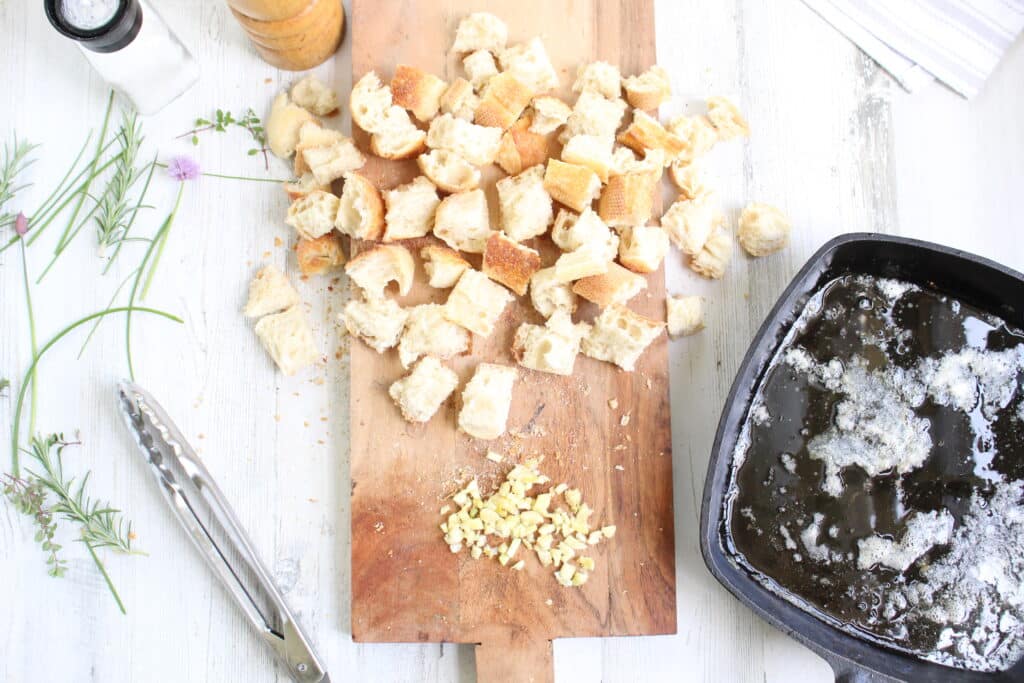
348;0;676;677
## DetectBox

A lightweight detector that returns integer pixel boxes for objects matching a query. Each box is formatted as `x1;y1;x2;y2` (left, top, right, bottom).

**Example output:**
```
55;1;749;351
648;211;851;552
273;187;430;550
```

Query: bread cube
286;190;340;240
529;267;577;318
342;296;408;353
661;194;723;255
383;176;439;242
550;208;612;252
463;50;499;91
512;312;590;376
495;115;550;175
391;64;447;122
350;72;393;134
284;173;331;202
482;232;541;296
398;303;471;368
389;356;460;423
452;12;508;53
344;244;415;299
572;262;647;307
561;134;614;183
267;92;316;158
623;66;671;110
689;228;733;280
581;304;664;371
552;234;619;283
417;149;481;194
302;137;366;186
293;121;347;176
737;202;791;257
496;164;553;242
529;95;572;135
427;114;503;165
474;72;535;130
618;225;669;274
336;172;385;241
572;61;622;99
369;106;427;160
254;305;318;376
666;115;718;163
498;37;559;93
544;159;601;213
458;363;517;439
439;78;480;121
290;75;339;116
706;96;749;139
244;264;300;318
560;90;627;143
666;295;705;337
617;110;686;158
597;172;656;228
296;232;346;276
421;244;471;288
668;161;707;201
433;189;491;253
444;269;514;337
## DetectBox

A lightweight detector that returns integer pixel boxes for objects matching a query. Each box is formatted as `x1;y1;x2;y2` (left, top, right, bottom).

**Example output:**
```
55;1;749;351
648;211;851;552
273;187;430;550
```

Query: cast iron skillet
699;233;1024;682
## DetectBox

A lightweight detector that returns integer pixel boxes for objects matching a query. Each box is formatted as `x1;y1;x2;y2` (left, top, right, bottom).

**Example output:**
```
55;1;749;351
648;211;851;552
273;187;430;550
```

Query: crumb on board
620;413;630;426
608;398;619;409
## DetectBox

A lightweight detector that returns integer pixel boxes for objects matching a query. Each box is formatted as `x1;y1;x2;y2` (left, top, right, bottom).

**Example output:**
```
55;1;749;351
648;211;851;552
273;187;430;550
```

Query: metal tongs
116;381;330;683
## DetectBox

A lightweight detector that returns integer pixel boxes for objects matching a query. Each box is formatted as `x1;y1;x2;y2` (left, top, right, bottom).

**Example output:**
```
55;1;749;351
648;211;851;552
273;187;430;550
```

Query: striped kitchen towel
803;0;1024;97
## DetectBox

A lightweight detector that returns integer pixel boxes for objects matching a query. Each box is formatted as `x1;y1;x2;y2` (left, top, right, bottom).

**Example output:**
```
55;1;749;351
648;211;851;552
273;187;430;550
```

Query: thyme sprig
0;135;38;229
178;107;270;169
2;471;65;577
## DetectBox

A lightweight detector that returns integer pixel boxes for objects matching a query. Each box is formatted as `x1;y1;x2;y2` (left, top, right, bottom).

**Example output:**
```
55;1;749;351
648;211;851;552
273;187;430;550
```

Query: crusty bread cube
463;50;499;91
706;96;749;140
737;202;791;257
498;37;559;94
302;137;366;186
267;92;316;158
284;173;330;202
458;363;517;439
421;244;471;288
286;190;340;240
389;356;460;423
350;72;393;134
689;227;733;280
433;189;491;253
290;75;339;117
398;303;470;368
617;110;686;158
417;149;481;194
553;233;619;283
668;161;707;201
610;146;667;179
597;172;655;228
296;232;346;276
551;207;612;252
474;72;535;130
666;295;705;337
336;172;385;241
244;264;300;318
561;134;614;183
427;113;503;166
512;311;591;376
439;78;480;121
623;66;671;110
495;115;549;176
572;262;647;307
444;269;514;337
572;61;622;100
529;95;572;135
383;176;439;242
618;225;669;274
496;165;553;242
529;267;577;318
344;244;415;299
560;90;627;143
581;304;664;371
543;159;601;213
342;295;408;353
661;194;723;255
452;12;508;53
293;121;346;176
254;305;319;376
391;64;447;122
666;114;718;163
482;232;541;296
369;106;428;160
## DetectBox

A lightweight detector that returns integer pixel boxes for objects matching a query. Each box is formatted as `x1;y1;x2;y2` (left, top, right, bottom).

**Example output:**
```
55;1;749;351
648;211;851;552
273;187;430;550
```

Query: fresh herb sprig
0;378;9;394
95;109;146;256
2;471;65;577
179;108;270;169
0;135;38;229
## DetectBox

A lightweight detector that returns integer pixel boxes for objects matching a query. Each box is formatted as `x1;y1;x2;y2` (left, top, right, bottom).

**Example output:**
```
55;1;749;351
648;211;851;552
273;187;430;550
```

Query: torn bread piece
391;65;447;122
369;106;427;160
445;268;514;337
433;189;491;253
551;208;612;252
254;305;319;376
482;232;542;296
417;149;481;194
529;95;572;135
301;136;366;186
293;121;346;176
350;72;393;134
618;225;670;274
452;12;508;53
344;244;415;299
581;304;664;371
474;72;535;130
561;134;614;183
336;172;385;241
597;172;656;228
706;96;749;139
389;356;460;423
572;61;622;100
284;173;330;202
668;161;708;201
439;78;480;121
617;110;686;159
610;146;667;178
512;311;591;376
495;115;549;175
560;90;628;143
290;74;339;117
498;37;559;94
399;303;471;368
458;363;517;439
342;296;408;353
286;190;340;240
463;49;499;92
666;295;705;337
737;202;791;257
544;159;601;213
530;267;577;318
689;227;733;280
661;194;723;255
267;92;316;158
622;66;671;110
296;232;345;276
497;165;553;241
553;232;619;283
667;114;718;163
244;264;300;318
427;114;503;166
421;244;471;288
572;262;647;307
383;176;439;242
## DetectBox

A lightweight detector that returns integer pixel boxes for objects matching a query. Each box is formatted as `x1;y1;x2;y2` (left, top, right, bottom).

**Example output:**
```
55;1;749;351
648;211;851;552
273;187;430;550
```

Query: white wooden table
1;1;1021;681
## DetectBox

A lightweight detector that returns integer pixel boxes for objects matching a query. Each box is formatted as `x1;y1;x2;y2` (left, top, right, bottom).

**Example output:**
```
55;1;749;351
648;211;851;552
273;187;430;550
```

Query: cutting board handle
475;630;554;683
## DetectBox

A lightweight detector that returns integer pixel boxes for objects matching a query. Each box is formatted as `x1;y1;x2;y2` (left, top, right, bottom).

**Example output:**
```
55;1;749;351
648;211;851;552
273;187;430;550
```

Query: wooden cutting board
348;2;676;680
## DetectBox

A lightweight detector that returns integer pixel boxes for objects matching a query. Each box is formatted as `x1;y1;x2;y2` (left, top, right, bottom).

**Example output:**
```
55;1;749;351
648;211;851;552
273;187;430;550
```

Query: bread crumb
608;398;619;409
614;464;624;471
486;451;504;463
620;413;630;426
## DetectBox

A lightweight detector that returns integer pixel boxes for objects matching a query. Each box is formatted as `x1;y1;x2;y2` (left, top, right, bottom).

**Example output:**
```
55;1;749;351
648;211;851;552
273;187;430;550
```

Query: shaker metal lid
44;0;142;53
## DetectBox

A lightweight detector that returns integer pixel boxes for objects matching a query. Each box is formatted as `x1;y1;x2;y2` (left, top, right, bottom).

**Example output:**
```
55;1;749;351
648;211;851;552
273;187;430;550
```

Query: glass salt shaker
44;0;200;115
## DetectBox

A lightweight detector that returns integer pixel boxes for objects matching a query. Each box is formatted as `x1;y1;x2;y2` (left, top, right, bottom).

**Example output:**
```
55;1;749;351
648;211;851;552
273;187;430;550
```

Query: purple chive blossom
167;155;200;181
14;211;28;236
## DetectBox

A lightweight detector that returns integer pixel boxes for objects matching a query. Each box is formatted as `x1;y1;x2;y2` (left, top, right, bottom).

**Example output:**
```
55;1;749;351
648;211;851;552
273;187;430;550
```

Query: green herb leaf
192;135;199;146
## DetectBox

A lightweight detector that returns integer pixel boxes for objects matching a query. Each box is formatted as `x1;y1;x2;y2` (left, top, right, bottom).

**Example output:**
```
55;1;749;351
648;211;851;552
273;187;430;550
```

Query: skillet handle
827;655;898;683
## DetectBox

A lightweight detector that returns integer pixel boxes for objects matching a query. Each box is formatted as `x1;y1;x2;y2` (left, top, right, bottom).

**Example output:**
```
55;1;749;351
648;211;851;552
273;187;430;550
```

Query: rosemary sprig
178;107;270;169
2;471;65;577
95;109;145;256
0;135;38;228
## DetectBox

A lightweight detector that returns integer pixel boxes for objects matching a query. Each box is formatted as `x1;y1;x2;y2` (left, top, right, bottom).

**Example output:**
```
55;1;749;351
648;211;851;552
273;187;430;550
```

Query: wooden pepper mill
227;0;344;71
